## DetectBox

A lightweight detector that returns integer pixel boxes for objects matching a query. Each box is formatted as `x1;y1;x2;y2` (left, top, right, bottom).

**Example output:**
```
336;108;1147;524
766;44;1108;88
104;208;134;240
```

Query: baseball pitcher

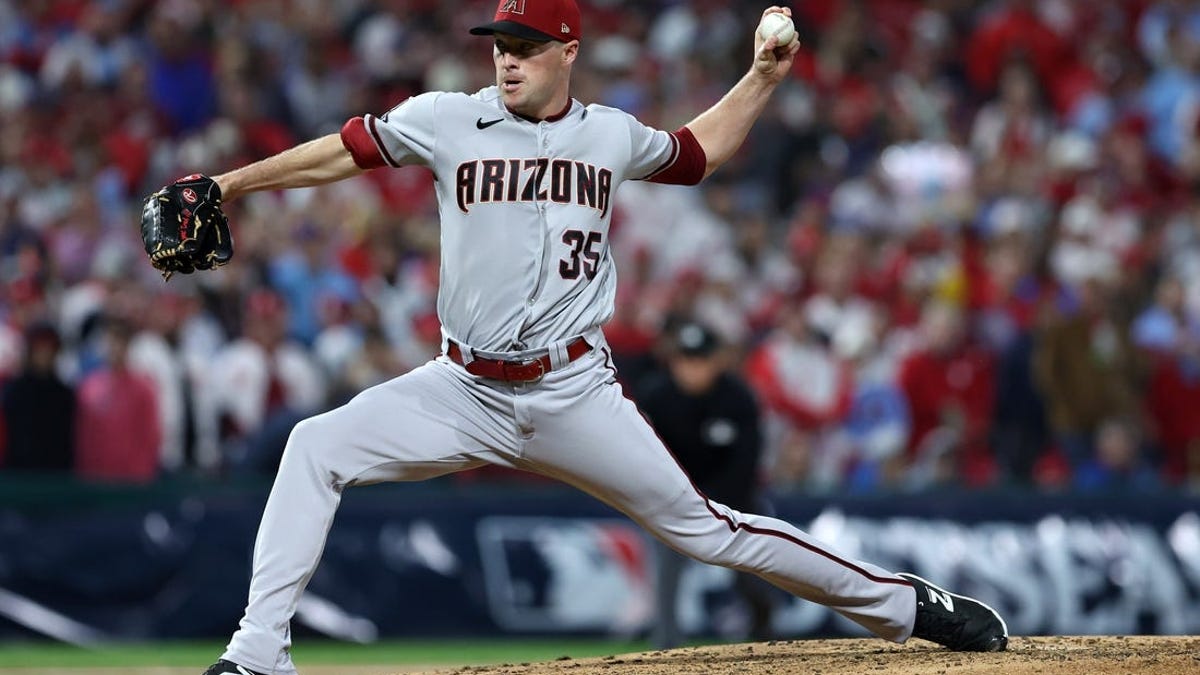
139;3;1008;674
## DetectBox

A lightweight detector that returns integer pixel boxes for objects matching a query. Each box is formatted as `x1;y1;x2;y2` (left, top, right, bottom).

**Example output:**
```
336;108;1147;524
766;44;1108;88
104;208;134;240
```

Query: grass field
0;638;649;670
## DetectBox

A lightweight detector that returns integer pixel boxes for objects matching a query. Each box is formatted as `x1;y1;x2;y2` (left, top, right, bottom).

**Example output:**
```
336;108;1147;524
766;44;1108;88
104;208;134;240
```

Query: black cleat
202;660;265;675
899;573;1009;652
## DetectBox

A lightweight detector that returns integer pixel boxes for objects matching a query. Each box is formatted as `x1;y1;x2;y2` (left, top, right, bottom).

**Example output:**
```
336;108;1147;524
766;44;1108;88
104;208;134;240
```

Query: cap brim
470;20;559;42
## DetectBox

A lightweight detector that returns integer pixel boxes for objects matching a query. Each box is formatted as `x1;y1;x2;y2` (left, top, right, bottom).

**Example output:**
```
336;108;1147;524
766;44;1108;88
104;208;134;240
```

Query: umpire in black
636;320;774;648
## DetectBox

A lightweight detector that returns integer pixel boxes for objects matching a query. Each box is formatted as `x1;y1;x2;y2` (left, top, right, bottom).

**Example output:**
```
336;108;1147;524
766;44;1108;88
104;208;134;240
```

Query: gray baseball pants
222;342;916;674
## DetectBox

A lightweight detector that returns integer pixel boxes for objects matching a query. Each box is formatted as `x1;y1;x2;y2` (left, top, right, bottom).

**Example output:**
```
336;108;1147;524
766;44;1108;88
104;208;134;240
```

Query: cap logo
499;0;525;15
561;23;570;33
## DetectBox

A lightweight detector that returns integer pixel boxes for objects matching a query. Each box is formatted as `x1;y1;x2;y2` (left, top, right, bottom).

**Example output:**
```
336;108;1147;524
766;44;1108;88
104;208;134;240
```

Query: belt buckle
508;357;546;384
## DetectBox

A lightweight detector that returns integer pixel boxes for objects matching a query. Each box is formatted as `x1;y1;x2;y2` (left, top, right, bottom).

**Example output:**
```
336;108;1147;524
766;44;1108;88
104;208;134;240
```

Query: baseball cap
674;321;720;357
470;0;582;43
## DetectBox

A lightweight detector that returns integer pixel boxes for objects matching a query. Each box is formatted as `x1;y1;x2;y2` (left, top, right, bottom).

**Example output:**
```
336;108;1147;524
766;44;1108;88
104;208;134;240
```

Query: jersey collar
506;97;575;124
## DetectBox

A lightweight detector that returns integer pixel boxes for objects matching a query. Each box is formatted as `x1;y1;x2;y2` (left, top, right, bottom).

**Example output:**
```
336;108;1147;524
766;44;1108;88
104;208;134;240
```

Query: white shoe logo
927;588;955;611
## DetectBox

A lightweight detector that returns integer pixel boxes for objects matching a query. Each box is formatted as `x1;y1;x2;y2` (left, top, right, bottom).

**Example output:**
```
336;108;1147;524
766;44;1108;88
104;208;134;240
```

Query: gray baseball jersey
219;87;921;674
360;86;689;353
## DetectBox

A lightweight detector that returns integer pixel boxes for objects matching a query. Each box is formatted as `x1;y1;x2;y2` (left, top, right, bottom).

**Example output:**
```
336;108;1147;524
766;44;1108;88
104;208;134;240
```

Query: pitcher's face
493;33;577;118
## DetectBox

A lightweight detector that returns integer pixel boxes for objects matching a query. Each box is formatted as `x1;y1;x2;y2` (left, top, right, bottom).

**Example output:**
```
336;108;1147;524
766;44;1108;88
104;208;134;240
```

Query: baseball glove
139;174;233;281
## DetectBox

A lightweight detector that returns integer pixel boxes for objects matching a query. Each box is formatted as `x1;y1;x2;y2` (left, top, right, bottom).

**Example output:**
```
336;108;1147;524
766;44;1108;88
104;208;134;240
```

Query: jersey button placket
522;126;549;338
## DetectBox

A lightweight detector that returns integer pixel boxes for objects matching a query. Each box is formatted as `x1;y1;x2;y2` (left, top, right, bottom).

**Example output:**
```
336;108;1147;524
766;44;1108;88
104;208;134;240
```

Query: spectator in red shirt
898;301;996;486
964;0;1069;97
75;317;162;483
1145;332;1200;486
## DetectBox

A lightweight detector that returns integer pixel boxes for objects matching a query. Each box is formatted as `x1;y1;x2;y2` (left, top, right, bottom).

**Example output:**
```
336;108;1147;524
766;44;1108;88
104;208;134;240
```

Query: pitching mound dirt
420;636;1200;675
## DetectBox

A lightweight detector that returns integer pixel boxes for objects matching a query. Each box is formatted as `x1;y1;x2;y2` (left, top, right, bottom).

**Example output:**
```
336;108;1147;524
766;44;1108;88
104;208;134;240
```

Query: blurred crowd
1;0;1199;493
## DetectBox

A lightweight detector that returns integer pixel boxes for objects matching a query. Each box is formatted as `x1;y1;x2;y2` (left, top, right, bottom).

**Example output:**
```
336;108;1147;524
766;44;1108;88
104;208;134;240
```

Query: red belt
446;337;592;383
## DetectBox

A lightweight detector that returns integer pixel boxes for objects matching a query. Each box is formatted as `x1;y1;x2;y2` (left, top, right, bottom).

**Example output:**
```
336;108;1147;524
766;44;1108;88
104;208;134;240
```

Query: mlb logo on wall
476;516;652;632
500;0;525;15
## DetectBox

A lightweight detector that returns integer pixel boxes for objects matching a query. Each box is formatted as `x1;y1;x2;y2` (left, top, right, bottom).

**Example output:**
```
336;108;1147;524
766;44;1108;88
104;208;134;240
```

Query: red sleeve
340;117;388;170
646;127;707;186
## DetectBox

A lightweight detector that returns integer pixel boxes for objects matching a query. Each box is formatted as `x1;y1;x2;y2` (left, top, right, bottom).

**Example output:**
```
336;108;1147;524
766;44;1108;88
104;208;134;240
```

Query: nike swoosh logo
476;117;503;130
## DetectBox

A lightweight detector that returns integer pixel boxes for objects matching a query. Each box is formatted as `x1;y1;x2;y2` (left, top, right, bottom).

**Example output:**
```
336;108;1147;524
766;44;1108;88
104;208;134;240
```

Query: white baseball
758;12;797;48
